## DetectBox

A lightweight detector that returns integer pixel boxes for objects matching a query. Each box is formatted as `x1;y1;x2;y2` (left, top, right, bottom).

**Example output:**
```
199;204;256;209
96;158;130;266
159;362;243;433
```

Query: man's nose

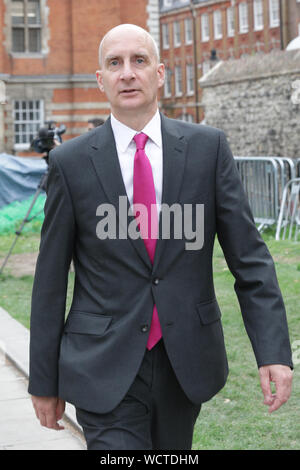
120;61;136;80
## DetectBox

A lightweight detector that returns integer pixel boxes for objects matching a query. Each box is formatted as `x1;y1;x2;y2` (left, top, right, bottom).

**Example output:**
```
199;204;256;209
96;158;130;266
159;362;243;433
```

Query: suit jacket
28;113;293;413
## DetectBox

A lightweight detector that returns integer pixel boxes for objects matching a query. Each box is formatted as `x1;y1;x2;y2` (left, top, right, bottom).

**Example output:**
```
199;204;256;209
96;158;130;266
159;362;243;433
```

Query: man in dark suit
29;24;293;450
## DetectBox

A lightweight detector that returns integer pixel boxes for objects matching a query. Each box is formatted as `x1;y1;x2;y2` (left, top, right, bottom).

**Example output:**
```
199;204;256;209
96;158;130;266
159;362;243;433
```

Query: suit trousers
75;339;201;450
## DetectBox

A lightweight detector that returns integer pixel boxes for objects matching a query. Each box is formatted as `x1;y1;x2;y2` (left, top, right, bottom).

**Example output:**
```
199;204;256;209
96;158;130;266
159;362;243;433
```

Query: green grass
0;227;299;450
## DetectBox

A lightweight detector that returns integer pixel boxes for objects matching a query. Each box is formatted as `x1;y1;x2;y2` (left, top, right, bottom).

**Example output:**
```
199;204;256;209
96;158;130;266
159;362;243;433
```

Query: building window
185;18;192;45
173;21;181;47
162;23;169;49
174;66;182;96
202;61;211;75
11;0;42;53
164;68;172;98
201;14;210;42
227;7;235;37
269;0;280;28
213;10;222;39
164;0;172;7
13;100;44;149
254;0;264;31
239;2;249;33
178;113;194;123
186;64;194;95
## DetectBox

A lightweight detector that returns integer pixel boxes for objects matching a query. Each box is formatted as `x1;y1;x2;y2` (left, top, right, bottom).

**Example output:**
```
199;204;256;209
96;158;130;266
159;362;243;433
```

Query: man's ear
157;63;165;89
96;70;105;93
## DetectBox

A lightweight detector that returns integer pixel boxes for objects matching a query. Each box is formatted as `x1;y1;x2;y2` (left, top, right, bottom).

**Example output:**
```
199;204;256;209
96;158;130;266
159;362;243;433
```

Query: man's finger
259;368;273;404
268;396;286;414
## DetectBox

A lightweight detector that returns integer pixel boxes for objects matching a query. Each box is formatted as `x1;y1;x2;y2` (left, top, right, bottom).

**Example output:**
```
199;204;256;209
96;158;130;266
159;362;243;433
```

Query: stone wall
200;50;300;158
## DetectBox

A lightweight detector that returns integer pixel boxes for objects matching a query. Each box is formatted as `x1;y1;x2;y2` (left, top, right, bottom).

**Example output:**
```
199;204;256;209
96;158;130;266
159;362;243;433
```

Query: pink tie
133;132;162;350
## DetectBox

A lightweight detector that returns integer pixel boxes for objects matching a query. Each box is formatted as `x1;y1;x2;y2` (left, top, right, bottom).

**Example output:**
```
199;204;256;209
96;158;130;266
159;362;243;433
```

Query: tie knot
134;132;148;150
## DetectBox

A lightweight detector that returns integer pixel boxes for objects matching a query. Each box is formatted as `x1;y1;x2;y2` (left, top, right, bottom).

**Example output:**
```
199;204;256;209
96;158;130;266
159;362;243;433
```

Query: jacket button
153;277;160;285
141;324;149;333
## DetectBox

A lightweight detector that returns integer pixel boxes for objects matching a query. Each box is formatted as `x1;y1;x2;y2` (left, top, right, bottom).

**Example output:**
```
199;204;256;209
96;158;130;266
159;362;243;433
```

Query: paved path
0;306;86;450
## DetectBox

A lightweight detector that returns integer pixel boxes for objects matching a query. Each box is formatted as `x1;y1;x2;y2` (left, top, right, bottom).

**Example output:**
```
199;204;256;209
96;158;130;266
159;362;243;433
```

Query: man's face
96;28;164;118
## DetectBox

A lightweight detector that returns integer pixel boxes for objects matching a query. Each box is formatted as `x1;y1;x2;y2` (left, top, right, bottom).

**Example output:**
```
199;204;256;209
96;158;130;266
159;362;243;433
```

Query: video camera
31;121;66;163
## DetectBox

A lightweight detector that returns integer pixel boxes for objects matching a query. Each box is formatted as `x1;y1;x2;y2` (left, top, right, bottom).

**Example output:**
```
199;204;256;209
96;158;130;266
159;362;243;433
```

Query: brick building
159;0;300;123
0;0;160;155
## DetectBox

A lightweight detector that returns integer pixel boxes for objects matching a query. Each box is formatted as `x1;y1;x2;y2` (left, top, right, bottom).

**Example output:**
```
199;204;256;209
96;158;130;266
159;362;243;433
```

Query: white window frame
173;21;181;47
239;2;249;34
162;23;169;49
178;113;194;123
174;66;182;96
186;64;194;95
164;0;172;8
13;99;44;150
227;7;235;37
213;10;222;40
11;0;43;54
185;18;193;45
201;14;210;42
202;61;211;76
164;68;172;98
269;0;280;28
254;0;264;31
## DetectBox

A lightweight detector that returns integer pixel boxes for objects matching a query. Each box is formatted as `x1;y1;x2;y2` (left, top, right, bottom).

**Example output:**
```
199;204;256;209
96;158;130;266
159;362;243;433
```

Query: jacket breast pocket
64;311;112;336
196;299;222;326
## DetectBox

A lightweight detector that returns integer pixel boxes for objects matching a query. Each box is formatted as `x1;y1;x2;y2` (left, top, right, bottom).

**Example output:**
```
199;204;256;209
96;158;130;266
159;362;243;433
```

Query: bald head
98;24;159;67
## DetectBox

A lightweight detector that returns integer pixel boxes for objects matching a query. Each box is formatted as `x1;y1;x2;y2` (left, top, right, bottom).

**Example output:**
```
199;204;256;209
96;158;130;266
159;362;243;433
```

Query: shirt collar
111;109;162;153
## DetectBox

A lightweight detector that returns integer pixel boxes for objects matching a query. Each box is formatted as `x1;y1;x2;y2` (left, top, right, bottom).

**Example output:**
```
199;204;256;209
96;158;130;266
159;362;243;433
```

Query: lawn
0;226;299;450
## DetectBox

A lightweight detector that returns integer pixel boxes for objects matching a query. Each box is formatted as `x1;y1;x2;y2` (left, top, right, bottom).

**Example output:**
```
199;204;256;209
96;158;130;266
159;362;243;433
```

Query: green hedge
0;195;45;235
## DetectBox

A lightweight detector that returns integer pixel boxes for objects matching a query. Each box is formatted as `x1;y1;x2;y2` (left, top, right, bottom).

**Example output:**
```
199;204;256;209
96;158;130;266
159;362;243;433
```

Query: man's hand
31;396;66;430
259;364;293;413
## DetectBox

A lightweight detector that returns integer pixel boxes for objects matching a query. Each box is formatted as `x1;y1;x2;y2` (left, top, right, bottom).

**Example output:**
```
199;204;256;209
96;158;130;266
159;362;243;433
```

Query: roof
199;49;300;87
160;0;208;14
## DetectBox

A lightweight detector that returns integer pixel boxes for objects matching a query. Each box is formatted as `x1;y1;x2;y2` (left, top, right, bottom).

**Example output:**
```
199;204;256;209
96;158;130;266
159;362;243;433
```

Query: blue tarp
0;153;47;209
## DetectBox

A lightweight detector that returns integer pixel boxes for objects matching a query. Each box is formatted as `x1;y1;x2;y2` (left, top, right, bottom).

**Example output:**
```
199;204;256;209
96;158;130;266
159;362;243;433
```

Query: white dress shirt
110;110;163;217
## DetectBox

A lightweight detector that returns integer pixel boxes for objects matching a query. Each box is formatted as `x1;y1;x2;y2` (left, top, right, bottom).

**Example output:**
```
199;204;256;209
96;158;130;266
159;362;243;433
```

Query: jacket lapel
87;114;188;273
88;118;152;270
152;114;187;273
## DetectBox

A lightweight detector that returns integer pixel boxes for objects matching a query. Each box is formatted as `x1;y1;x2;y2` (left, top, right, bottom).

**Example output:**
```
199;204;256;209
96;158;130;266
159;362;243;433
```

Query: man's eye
110;60;119;66
136;58;145;64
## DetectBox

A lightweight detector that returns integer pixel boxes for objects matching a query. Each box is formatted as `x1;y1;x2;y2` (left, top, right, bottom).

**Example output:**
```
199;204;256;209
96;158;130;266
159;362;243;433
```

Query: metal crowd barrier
275;178;300;241
234;156;297;232
296;158;300;177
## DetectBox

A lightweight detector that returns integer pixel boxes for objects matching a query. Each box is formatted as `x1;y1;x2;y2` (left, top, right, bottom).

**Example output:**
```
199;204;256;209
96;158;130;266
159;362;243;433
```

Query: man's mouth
120;89;139;94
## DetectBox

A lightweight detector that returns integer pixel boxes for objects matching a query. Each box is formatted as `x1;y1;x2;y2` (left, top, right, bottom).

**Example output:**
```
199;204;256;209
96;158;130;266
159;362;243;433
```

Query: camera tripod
0;161;49;276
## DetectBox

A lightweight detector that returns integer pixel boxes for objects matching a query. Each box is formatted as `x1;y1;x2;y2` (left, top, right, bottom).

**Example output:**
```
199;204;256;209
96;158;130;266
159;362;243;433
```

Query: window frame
13;99;44;151
253;0;264;31
162;23;170;49
10;0;44;55
164;68;172;98
184;17;193;45
186;63;194;95
213;10;223;40
239;2;249;34
201;14;210;42
173;21;181;48
174;65;183;97
227;7;235;37
269;0;280;28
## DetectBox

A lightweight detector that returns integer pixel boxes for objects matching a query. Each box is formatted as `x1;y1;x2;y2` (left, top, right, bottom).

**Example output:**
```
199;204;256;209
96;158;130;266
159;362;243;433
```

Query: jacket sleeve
28;149;75;396
215;131;293;369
